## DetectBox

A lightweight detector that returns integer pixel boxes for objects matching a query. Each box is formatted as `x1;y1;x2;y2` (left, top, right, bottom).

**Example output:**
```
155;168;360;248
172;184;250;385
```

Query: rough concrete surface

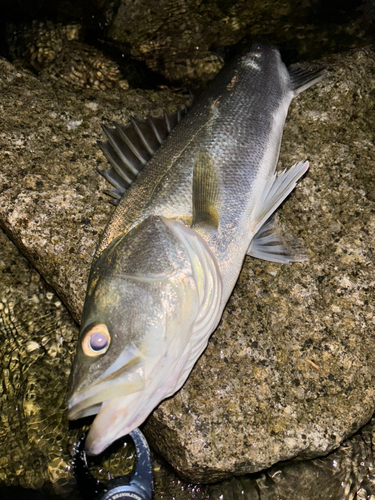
1;47;375;483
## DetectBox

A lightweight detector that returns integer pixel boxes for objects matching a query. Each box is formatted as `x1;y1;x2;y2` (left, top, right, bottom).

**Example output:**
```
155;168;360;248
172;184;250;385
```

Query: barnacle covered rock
7;21;129;90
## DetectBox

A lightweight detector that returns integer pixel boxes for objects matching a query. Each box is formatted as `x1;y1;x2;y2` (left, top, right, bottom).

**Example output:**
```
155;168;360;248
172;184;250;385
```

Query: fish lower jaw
84;393;144;456
85;417;141;456
67;375;146;421
82;373;177;455
67;401;102;421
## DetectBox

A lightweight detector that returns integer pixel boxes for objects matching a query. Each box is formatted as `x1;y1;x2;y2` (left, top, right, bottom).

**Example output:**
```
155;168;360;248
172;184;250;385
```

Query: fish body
68;44;322;455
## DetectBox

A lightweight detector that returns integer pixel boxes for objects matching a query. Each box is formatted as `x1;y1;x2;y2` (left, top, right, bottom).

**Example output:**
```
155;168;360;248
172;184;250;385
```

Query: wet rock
1;220;375;499
0;227;144;498
1;47;375;484
6;21;130;91
0;56;189;323
0;227;79;496
153;416;375;499
105;0;368;84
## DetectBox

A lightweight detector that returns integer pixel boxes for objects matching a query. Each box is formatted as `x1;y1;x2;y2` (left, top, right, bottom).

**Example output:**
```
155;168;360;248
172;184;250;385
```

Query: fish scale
98;46;288;293
68;43;323;456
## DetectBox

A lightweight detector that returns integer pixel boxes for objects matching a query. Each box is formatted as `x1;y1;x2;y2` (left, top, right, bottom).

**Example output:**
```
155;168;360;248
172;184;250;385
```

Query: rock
154;416;375;499
105;0;369;84
1;47;375;484
7;21;129;91
1;229;374;499
0;56;189;323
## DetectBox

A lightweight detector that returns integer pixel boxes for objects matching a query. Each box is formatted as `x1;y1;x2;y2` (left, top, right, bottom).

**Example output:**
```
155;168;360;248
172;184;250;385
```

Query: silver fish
67;44;323;455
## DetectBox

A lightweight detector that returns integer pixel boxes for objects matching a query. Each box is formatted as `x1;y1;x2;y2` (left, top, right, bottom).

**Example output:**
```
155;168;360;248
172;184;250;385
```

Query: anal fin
289;66;325;96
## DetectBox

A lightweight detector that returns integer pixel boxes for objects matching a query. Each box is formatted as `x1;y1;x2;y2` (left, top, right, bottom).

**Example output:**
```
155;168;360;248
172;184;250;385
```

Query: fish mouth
67;345;145;421
84;393;143;455
67;381;142;421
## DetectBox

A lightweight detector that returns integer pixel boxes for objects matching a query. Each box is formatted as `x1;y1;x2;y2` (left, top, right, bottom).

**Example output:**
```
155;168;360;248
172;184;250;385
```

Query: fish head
67;215;222;455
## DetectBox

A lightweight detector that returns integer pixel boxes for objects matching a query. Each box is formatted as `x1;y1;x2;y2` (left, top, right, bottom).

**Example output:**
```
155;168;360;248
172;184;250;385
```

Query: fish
67;43;323;455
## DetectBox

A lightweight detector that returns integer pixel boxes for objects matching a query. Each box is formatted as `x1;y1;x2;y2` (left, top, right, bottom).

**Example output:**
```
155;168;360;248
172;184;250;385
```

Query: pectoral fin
192;151;221;229
247;216;308;263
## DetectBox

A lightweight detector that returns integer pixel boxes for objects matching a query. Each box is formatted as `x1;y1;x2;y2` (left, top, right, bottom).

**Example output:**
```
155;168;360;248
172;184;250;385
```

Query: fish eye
82;323;111;357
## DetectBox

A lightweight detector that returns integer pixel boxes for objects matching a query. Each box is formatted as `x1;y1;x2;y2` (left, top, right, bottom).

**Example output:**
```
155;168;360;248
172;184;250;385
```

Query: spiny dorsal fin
192;150;221;230
97;107;188;205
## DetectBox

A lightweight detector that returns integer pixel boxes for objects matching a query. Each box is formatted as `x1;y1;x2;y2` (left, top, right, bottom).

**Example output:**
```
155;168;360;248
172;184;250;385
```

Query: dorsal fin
97;107;188;205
